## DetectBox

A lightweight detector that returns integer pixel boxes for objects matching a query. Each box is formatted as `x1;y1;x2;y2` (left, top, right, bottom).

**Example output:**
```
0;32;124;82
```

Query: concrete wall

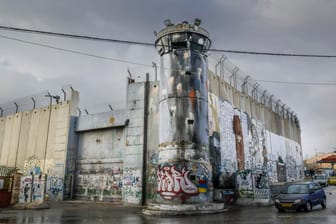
0;91;79;202
124;81;146;204
0;75;302;207
72;82;148;205
73;110;128;202
143;72;303;205
207;72;303;204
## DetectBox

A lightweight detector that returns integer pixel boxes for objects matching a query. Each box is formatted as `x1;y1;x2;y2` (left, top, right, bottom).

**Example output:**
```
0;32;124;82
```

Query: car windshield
284;184;309;194
314;175;326;180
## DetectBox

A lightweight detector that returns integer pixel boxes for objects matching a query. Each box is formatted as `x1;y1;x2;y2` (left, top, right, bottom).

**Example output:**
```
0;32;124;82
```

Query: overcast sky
0;0;335;158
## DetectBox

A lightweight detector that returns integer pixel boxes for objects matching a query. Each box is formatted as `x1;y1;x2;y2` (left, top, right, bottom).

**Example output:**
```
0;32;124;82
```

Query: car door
310;183;322;206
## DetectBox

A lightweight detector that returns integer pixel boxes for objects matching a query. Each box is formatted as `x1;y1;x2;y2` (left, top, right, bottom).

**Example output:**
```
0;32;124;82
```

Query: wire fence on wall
209;55;300;128
0;85;74;117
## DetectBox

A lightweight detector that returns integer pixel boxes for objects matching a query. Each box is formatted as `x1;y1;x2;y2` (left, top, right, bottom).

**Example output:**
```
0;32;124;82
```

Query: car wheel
304;201;312;212
321;197;327;209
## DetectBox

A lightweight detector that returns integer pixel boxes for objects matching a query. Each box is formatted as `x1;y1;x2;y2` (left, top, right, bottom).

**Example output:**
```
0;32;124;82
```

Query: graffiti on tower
157;166;198;200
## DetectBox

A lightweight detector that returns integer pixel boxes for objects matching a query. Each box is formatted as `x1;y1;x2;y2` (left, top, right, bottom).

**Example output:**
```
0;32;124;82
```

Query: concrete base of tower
142;202;227;216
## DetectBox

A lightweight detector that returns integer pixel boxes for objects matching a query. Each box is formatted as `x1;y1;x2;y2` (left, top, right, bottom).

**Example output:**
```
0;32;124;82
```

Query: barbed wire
0;85;74;117
208;54;300;126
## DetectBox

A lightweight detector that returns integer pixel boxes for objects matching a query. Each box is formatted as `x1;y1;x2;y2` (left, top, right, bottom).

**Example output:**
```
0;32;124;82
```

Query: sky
0;0;335;158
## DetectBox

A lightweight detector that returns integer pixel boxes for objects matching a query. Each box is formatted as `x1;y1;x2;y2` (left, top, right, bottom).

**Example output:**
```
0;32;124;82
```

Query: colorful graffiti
19;176;32;203
19;175;45;204
219;101;237;173
237;170;253;198
23;156;42;176
76;164;123;201
157;166;198;200
47;176;64;199
123;167;142;203
253;169;270;199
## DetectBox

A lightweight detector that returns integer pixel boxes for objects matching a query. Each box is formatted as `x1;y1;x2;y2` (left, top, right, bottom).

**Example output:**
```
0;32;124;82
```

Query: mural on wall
210;96;304;203
219;101;236;173
157;166;198;200
208;93;221;188
123;167;142;203
268;133;304;183
76;163;123;201
18;156;46;204
267;160;278;184
19;176;32;203
277;162;287;182
47;176;64;199
242;114;268;171
18;174;45;204
209;132;221;188
253;169;269;199
45;162;65;200
23;156;42;176
236;170;253;198
241;112;251;170
248;118;262;169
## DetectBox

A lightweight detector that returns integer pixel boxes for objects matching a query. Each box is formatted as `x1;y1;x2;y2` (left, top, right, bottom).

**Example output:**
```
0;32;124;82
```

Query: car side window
314;183;321;190
309;184;315;192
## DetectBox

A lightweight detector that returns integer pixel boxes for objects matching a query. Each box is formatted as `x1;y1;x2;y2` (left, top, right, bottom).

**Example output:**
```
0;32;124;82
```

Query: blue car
274;181;327;212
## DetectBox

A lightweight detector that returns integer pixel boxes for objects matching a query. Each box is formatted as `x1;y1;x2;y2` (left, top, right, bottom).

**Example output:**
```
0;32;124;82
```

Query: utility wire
209;49;336;58
0;25;154;47
255;79;336;86
1;31;336;87
0;34;152;67
1;25;336;58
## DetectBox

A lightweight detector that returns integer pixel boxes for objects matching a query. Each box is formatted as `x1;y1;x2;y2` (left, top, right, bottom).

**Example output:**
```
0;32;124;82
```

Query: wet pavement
1;186;336;224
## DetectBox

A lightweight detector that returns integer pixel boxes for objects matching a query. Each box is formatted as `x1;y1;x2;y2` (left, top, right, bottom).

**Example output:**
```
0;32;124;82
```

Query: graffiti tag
157;166;198;199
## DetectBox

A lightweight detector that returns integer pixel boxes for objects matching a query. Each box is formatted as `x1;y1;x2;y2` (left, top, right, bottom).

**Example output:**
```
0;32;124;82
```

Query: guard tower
144;19;224;214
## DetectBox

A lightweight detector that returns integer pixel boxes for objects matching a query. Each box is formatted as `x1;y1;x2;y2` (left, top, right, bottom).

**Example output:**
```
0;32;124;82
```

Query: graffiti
150;153;158;165
76;164;123;201
253;170;269;190
254;189;270;199
19;175;45;204
219;101;237;173
261;129;268;167
237;170;253;198
124;186;141;200
77;173;123;200
47;176;64;199
123;168;141;187
198;178;207;193
252;169;269;200
157;166;198;200
23;156;42;176
123;167;142;203
209;132;221;188
267;161;278;183
32;175;45;202
208;92;220;136
19;176;32;203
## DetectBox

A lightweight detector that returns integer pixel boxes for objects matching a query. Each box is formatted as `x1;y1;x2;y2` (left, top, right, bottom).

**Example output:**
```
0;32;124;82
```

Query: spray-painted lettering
157;166;198;199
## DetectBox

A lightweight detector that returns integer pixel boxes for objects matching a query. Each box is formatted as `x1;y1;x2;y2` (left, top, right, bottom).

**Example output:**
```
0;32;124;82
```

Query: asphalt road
1;185;336;224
